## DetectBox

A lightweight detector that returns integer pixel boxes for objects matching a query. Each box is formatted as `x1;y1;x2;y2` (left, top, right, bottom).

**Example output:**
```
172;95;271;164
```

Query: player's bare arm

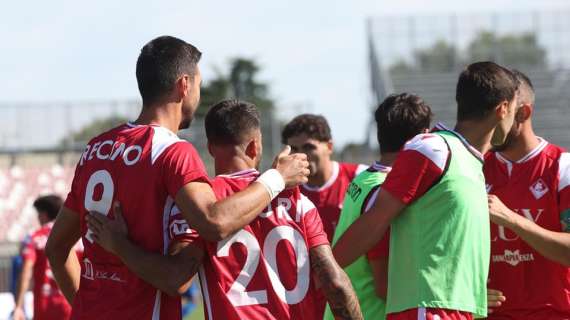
86;203;205;296
12;258;34;320
309;245;363;320
175;146;309;241
45;207;82;304
369;257;388;299
333;190;405;268
488;194;570;266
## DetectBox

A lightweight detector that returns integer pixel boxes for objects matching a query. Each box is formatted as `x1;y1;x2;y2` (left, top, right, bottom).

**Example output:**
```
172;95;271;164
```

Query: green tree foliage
390;31;546;74
196;58;274;117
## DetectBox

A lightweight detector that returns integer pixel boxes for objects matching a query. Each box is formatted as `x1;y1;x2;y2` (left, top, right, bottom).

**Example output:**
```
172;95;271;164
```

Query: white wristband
256;169;285;200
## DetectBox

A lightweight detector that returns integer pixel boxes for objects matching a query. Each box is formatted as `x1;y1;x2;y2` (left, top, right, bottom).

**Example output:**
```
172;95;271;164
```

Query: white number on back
216;226;310;307
84;169;114;243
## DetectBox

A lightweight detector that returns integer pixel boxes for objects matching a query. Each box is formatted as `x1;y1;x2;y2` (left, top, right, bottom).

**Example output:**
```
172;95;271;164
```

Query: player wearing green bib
334;62;520;320
323;93;432;320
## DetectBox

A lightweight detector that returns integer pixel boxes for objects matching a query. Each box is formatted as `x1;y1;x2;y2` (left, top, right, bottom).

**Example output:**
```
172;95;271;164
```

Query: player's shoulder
149;126;197;164
401;133;449;168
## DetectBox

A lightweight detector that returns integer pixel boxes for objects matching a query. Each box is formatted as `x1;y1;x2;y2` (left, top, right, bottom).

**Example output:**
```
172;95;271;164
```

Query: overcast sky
1;0;568;148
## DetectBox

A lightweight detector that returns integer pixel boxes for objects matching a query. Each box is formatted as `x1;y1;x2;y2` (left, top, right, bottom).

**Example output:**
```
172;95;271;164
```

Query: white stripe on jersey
199;266;213;320
151;290;161;320
417;307;427;320
403;133;449;171
151;126;182;164
560;152;570;191
295;194;316;222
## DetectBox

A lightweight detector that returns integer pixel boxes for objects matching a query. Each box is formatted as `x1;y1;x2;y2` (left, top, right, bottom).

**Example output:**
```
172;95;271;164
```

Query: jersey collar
434;122;484;162
370;161;392;173
217;168;260;179
495;137;548;165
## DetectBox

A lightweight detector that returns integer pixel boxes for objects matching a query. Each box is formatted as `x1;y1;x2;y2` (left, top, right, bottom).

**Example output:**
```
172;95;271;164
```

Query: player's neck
454;120;494;155
307;160;334;187
498;128;540;163
134;102;183;133
215;156;254;176
379;152;397;167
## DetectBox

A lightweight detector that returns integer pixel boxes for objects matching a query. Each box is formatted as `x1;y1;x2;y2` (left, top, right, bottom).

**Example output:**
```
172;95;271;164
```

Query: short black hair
136;36;202;106
205;99;260;145
512;69;535;105
456;61;518;121
33;195;63;221
375;93;433;152
281;114;332;144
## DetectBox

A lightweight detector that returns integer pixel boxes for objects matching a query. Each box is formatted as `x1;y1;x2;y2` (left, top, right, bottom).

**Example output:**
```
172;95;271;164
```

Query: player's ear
495;100;509;120
175;75;190;100
516;104;532;123
245;139;258;160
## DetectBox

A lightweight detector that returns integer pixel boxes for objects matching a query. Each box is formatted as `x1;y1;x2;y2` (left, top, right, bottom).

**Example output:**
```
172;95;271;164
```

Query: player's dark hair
456;61;518;121
33;194;63;221
512;69;535;105
375;93;433;153
281;114;332;144
205;99;260;145
136;36;202;106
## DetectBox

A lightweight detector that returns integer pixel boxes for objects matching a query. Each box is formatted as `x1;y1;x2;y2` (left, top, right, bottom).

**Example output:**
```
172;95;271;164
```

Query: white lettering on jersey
403;134;449;171
493;208;544;241
277;198;293;221
295;194;316;223
492;249;535;266
151;126;181;164
560;153;570;191
80;141;143;166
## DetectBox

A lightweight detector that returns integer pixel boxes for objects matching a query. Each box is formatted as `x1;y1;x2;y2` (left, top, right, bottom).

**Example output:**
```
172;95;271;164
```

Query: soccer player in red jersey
485;70;570;319
281;115;366;316
45;36;309;320
87;99;362;320
282;114;367;243
334;62;520;320
13;195;77;320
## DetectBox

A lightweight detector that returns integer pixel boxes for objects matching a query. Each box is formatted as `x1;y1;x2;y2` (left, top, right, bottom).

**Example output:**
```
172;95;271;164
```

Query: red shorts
387;308;473;320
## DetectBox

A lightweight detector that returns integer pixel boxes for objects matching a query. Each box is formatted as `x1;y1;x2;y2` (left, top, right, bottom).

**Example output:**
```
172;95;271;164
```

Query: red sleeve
63;162;83;213
21;235;36;263
382;134;449;204
367;228;390;259
159;142;211;199
301;195;330;248
167;207;204;251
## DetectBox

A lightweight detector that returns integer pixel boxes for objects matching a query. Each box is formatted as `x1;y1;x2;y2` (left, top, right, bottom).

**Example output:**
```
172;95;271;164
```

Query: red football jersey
22;223;72;320
169;169;330;320
64;123;209;320
484;140;570;319
300;161;367;241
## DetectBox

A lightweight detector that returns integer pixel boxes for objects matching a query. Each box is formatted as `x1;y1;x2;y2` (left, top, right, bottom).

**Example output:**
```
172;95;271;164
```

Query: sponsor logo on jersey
492;249;535;266
529;178;549;200
169;219;191;238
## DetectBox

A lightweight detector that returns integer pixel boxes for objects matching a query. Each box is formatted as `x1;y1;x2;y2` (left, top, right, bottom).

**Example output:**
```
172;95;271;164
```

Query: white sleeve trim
559;152;570;191
402;134;449;171
151;126;182;165
356;164;368;175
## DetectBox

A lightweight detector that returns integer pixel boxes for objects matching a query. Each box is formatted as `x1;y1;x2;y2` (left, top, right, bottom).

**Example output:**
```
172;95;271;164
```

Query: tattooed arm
310;245;363;320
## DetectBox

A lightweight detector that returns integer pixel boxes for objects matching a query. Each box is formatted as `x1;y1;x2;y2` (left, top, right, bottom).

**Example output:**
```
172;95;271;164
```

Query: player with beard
334;62;519;320
485;70;570;319
45;36;309;319
87;99;363;320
